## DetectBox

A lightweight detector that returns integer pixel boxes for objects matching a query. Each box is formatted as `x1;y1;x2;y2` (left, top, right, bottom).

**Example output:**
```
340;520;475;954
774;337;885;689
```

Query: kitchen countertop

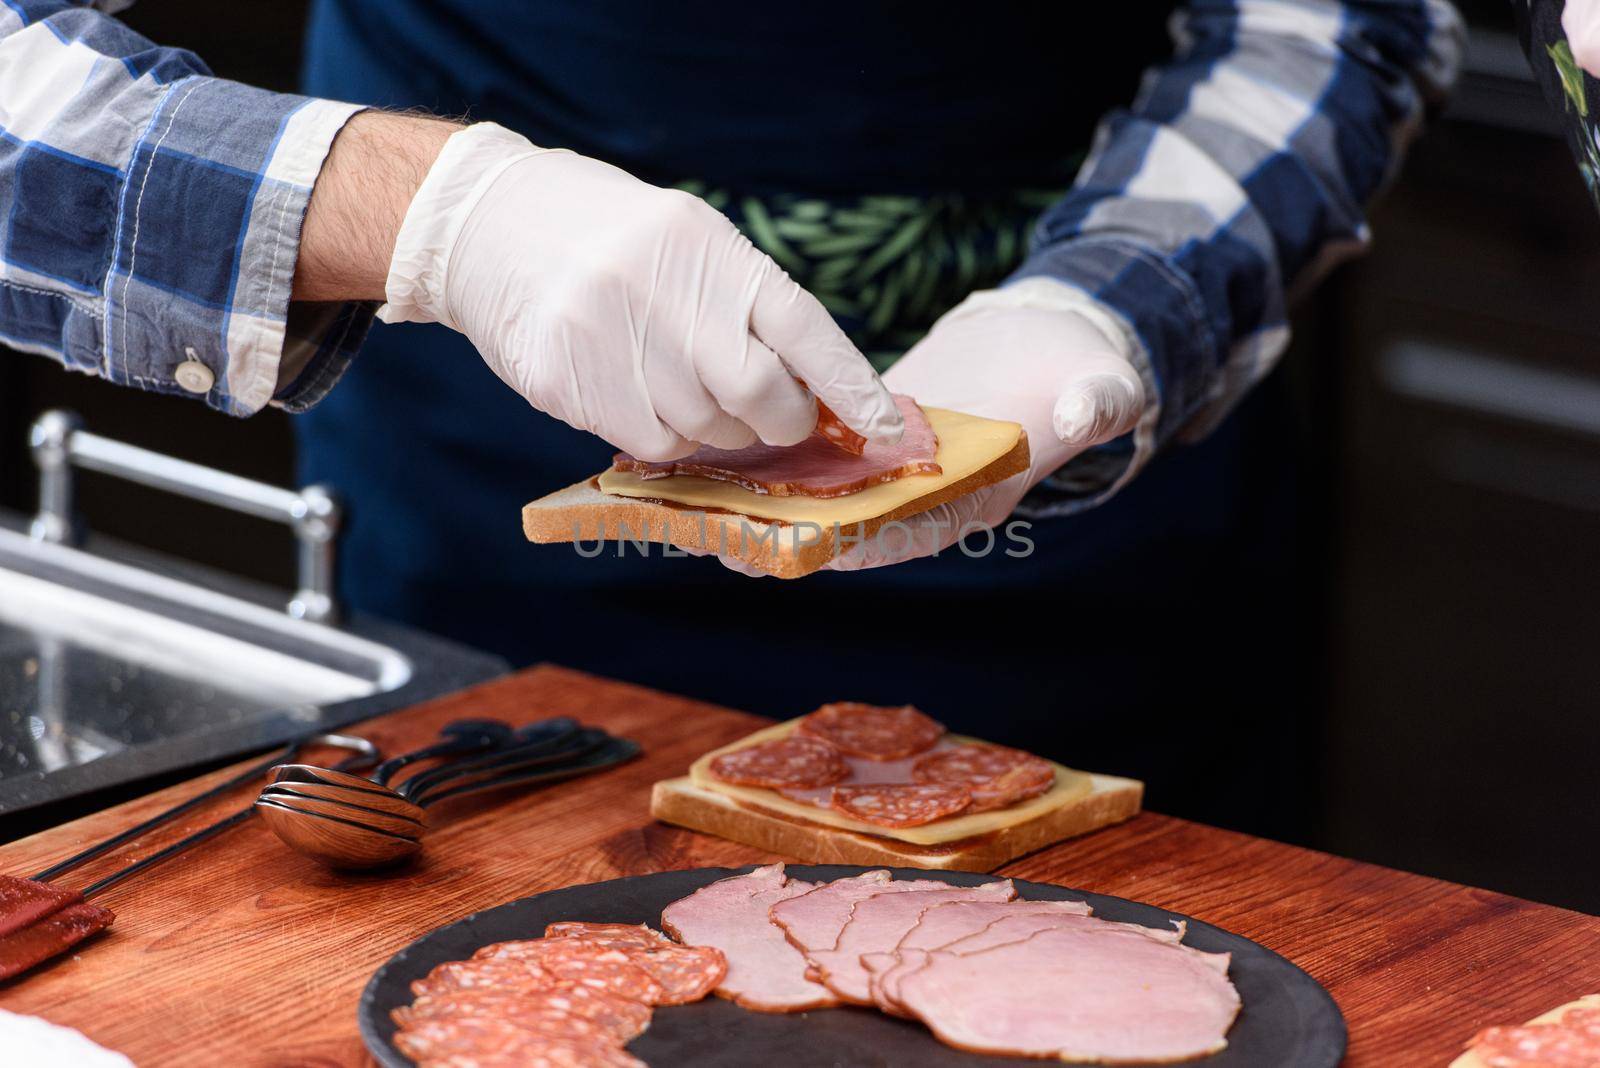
0;665;1593;1066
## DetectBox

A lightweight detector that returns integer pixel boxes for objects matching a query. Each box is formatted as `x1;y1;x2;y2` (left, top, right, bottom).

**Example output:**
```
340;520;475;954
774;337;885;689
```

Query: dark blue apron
298;0;1308;832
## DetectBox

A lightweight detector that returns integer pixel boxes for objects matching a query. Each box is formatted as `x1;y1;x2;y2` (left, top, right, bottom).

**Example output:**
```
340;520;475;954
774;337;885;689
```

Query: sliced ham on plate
660;864;837;1013
653;869;1242;1062
768;870;955;979
895;925;1241;1064
863;898;1095;1014
799;881;1015;1004
612;395;941;498
876;909;1201;1021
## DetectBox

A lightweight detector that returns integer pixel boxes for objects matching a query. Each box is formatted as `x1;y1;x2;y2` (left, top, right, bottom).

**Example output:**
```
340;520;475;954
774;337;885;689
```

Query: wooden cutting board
0;665;1595;1067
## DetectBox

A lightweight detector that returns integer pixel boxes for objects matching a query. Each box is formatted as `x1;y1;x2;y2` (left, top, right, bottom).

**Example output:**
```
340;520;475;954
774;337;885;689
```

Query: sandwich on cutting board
523;395;1028;578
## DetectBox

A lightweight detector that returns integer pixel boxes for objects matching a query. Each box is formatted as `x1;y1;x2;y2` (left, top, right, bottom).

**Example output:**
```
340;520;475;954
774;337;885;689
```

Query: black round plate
360;865;1345;1067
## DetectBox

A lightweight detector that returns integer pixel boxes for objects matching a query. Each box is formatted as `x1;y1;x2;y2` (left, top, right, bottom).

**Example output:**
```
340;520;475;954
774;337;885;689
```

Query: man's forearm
293;111;461;302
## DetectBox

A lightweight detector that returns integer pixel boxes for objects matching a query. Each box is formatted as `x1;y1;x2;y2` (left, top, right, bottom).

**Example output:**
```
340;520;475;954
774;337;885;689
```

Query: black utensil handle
31;742;298;883
397;728;606;803
369;718;512;786
79;808;255;898
395;719;583;801
79;747;378;900
416;739;640;807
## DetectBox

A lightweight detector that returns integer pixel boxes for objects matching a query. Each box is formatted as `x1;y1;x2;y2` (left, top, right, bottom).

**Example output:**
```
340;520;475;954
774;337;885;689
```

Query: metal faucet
28;409;342;624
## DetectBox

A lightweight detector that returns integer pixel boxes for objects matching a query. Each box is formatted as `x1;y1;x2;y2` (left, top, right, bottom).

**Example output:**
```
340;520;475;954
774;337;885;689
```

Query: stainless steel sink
0;413;505;820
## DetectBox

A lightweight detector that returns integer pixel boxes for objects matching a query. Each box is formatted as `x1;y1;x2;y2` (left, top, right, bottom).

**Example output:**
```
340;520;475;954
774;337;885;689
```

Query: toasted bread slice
649;720;1144;870
650;773;1142;871
522;408;1028;578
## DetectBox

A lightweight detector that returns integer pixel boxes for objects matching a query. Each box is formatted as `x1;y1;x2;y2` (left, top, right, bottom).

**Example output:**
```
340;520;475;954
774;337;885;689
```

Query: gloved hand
1566;0;1600;77
378;123;902;460
822;279;1147;571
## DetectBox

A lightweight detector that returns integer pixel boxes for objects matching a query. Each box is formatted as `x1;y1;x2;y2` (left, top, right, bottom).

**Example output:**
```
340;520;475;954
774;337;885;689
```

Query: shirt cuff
101;79;372;416
1006;237;1220;516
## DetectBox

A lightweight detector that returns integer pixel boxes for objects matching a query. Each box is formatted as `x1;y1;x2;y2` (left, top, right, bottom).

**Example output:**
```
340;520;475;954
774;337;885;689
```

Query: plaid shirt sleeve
1009;0;1466;515
0;0;373;416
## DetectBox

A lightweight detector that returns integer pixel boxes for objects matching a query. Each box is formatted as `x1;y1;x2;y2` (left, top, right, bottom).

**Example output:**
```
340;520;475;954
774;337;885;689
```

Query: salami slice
531;927;726;1004
543;922;674;948
1471;1006;1600;1068
475;941;665;1005
394;1016;643;1068
829;783;972;828
912;744;1055;811
473;938;631;965
394;985;652;1043
395;1005;616;1050
708;736;848;789
486;940;662;1004
814;399;867;456
796;702;945;761
540;955;664;1005
412;957;554;998
623;944;727;1005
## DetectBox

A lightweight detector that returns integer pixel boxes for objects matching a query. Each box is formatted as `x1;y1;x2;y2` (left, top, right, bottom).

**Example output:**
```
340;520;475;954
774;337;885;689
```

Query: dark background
3;2;1598;912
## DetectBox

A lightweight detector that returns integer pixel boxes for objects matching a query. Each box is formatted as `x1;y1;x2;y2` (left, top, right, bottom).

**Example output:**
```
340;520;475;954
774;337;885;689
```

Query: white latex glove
823;279;1148;571
378;123;902;460
1566;0;1600;77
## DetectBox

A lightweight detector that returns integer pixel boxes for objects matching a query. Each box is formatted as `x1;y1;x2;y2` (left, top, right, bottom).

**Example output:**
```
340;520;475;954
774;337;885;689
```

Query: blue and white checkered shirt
1010;0;1463;511
1;1;1462;501
0;0;370;416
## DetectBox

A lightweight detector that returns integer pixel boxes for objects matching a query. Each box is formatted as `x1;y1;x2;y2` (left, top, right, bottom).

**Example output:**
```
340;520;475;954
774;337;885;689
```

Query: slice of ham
801;881;1015;1004
949;913;1194;956
768;871;957;968
877;910;1203;1021
612;395;941;499
895;925;1241;1063
660;864;837;1013
864;899;1095;1013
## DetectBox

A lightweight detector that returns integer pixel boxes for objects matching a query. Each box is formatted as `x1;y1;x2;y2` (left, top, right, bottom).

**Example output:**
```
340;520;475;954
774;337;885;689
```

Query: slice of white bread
650;719;1144;871
522;407;1029;579
650;772;1142;871
1449;994;1600;1068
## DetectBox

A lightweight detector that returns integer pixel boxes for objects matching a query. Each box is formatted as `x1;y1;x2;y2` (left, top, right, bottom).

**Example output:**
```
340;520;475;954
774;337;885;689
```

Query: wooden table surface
0;665;1594;1066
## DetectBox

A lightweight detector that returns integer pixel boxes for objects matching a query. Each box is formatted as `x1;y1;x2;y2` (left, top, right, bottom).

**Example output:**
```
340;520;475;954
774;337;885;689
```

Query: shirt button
174;360;214;394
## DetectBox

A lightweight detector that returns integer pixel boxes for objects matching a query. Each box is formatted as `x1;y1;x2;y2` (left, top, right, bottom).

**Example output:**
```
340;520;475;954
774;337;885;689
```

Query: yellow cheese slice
597;407;1022;525
688;720;1092;846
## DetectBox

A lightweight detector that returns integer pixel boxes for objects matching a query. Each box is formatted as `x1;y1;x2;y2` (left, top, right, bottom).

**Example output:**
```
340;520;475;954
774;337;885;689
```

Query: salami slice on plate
830;783;972;828
535;924;726;1005
796;703;945;761
394;986;652;1043
476;941;666;1005
395;1016;644;1068
624;944;728;1005
543;922;674;948
412;957;554;998
709;736;848;789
